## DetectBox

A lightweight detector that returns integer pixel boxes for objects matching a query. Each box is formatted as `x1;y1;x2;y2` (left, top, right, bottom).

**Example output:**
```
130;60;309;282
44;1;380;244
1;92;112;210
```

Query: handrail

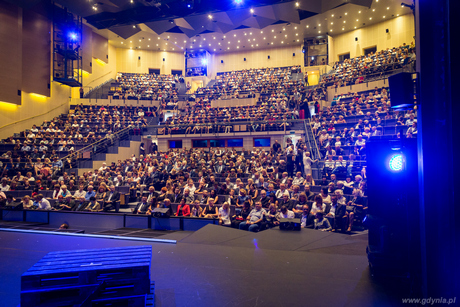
59;125;133;162
308;118;321;160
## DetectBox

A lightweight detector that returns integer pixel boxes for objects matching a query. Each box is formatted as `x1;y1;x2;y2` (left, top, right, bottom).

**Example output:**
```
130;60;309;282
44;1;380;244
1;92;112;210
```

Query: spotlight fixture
401;2;415;10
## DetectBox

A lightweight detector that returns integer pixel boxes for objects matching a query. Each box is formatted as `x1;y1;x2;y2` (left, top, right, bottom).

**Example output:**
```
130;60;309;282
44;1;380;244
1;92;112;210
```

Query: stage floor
0;225;408;307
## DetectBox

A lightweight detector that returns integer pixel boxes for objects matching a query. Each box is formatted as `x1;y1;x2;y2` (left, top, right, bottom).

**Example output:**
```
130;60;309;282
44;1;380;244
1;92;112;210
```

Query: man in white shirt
275;183;290;199
34;194;51;210
279;205;295;219
73;185;86;199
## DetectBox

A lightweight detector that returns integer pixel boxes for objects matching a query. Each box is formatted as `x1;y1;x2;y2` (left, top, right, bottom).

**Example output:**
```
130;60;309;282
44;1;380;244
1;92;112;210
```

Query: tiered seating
112;73;181;102
195;66;304;100
321;43;415;88
312;86;417;179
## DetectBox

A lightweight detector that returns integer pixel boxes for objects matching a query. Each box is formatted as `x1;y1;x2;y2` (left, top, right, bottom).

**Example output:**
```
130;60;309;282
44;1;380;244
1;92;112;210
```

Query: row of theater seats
111;73;180;100
321;43;414;88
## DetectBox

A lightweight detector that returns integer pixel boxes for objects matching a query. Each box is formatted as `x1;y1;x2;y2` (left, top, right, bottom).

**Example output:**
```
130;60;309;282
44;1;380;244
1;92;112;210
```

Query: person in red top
175;198;190;217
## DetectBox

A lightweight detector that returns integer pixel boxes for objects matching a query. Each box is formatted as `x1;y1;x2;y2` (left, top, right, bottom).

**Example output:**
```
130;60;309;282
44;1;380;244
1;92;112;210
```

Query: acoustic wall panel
22;9;51;96
82;24;93;73
92;32;108;63
0;0;22;104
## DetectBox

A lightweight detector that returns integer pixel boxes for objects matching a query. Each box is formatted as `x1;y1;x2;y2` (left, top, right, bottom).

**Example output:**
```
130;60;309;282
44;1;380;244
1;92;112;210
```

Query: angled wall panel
0;0;22;104
92;32;108;63
82;24;93;73
22;9;51;97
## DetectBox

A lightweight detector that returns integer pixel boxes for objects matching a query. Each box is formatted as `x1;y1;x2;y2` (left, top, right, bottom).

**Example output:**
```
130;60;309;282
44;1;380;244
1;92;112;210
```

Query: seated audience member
175;198;191;217
202;198;218;218
33;194;51;210
300;205;311;228
56;195;76;211
218;202;231;226
156;198;173;216
326;195;347;232
311;195;326;215
190;200;203;217
231;201;252;229
104;185;120;212
265;204;281;228
84;196;101;212
21;195;34;209
314;212;332;231
73;197;88;211
239;201;266;232
279;205;295;219
73;184;86;200
133;196;150;215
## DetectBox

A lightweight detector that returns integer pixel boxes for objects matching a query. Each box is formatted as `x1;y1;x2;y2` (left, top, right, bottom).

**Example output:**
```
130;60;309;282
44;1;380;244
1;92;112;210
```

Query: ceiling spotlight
92;5;97;10
121;42;123;44
208;14;212;19
133;25;136;28
295;2;299;7
331;14;334;17
250;8;254;13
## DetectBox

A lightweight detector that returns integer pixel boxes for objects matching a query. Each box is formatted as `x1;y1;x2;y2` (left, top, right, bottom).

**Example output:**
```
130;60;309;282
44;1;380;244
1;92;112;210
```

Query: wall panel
92;32;108;63
0;1;22;104
82;24;93;73
22;9;51;97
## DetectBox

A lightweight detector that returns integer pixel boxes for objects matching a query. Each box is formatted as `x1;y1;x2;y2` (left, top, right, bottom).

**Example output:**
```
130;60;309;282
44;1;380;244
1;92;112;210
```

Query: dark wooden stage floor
0;225;408;307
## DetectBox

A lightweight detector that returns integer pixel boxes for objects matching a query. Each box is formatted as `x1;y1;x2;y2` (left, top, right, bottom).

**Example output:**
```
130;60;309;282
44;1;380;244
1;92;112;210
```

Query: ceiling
11;0;414;53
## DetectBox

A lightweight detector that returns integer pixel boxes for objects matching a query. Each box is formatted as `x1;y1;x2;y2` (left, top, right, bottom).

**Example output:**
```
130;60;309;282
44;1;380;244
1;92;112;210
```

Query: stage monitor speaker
279;218;301;230
389;72;415;109
4;202;23;211
267;55;270;59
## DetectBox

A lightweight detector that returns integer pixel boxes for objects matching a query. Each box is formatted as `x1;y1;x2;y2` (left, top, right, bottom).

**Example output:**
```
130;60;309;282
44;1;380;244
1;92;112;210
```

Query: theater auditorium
0;0;457;306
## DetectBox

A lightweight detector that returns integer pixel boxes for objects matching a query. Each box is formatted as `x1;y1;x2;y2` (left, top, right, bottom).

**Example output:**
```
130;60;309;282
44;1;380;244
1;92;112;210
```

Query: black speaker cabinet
389;72;415;109
366;139;421;279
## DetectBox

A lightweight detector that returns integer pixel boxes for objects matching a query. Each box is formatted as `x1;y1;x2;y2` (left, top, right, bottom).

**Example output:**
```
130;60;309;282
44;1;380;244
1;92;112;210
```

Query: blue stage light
389;154;403;171
201;58;207;65
234;0;243;4
68;32;78;42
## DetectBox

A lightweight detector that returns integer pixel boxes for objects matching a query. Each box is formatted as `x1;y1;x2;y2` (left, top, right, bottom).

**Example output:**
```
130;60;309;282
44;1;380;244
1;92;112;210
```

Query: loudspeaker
386;28;389;33
244;58;246;61
163;58;165;61
221;60;223;63
293;53;295;56
279;218;301;230
4;202;23;211
355;37;358;41
267;55;270;59
389;72;414;108
138;56;141;60
366;139;421;278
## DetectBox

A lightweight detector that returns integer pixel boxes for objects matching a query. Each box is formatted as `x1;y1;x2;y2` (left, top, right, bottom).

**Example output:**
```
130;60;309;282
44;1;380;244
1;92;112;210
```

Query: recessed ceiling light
356;19;359;21
306;25;309;28
283;28;286;31
148;38;150;41
228;41;230;44
130;41;132;43
147;45;149;47
331;14;334;17
237;46;239;49
260;31;263;33
214;49;216;51
248;39;250;42
274;36;276;38
166;43;168;45
263;37;266;40
397;14;400;16
343;21;346;23
227;47;230;49
208;44;211;46
369;17;372;20
272;29;274;32
250;8;254;13
372;9;375;12
358;11;361;13
318;24;321;26
330;29;333;32
281;41;284;43
387;7;390;10
158;37;160;39
121;42;123;44
203;38;206;41
133;25;136;28
156;44;158;46
256;44;258;46
285;34;287;37
244;33;247;36
271;42;273;44
383;16;386;18
295;2;299;7
331;22;333;25
181;47;183;49
208;14;212;19
213;37;216;39
345;12;348;15
354;26;357;29
296;33;298;36
318;31;321;33
234;34;237;37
